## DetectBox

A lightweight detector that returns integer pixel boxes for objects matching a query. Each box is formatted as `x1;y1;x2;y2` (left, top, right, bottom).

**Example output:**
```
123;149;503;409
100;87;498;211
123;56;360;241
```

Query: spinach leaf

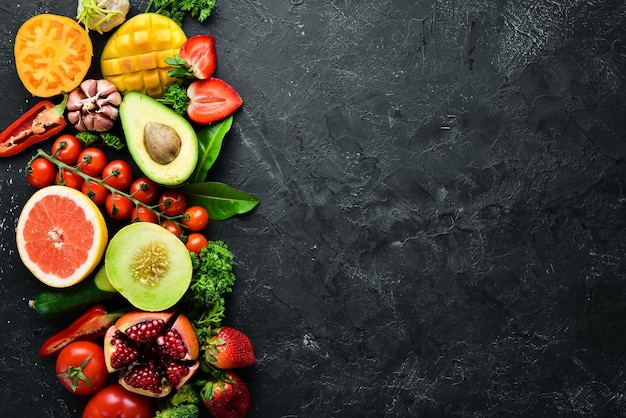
189;116;233;184
180;181;259;220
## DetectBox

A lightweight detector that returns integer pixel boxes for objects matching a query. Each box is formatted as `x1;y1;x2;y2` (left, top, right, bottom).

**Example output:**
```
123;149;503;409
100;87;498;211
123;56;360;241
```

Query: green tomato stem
34;148;187;231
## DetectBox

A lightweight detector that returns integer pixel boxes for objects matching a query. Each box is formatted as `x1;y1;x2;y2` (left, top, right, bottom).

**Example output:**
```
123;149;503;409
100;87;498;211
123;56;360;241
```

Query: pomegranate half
104;310;200;397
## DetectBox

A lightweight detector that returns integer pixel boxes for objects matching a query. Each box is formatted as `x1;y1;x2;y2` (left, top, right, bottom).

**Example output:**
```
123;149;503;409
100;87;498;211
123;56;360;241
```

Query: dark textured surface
1;0;626;417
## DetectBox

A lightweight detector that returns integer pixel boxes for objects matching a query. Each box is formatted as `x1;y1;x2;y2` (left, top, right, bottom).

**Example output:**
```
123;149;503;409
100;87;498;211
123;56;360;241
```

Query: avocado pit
144;122;181;165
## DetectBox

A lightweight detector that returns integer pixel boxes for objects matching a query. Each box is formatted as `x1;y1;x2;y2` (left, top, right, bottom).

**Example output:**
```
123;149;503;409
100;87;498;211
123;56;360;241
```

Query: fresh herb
75;131;125;150
179;240;236;346
145;0;216;26
165;55;196;81
158;83;190;116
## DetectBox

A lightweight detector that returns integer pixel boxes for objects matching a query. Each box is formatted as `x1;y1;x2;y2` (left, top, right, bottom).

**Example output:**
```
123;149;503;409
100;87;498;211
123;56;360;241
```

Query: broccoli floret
169;383;200;406
155;384;201;417
154;404;199;418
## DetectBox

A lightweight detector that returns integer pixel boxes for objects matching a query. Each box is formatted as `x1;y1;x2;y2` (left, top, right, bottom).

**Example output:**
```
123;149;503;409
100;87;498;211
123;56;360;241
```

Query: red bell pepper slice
39;305;124;357
0;93;68;157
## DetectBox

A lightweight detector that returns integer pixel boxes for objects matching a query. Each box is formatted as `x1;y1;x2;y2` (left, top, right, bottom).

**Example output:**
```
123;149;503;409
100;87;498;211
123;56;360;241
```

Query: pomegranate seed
125;319;165;343
157;329;187;359
164;360;190;387
124;362;163;394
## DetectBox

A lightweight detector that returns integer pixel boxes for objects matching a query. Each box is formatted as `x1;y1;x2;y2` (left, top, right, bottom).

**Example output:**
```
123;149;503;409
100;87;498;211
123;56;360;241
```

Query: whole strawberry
206;327;255;369
201;371;251;418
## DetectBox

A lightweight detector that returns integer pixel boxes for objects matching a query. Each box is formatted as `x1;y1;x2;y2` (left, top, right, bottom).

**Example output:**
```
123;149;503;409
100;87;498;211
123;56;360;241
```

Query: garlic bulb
67;79;122;132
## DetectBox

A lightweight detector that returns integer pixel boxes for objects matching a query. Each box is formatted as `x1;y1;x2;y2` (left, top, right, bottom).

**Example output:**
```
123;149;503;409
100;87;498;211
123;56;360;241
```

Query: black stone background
1;0;626;417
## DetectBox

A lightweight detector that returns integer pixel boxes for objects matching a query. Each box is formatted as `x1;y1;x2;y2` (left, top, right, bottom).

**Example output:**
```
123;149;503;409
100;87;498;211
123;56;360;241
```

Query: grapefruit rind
16;185;108;288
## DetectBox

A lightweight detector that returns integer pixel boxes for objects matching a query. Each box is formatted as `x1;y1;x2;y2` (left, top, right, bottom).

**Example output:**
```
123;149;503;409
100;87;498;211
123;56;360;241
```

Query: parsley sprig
145;0;216;26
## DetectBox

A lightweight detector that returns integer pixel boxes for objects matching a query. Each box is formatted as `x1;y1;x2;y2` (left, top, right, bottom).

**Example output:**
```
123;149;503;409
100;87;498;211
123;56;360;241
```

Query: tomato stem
33;148;187;231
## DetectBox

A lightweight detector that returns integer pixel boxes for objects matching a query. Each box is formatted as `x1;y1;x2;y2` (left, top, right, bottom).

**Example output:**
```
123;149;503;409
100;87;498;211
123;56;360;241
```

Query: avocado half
120;92;198;186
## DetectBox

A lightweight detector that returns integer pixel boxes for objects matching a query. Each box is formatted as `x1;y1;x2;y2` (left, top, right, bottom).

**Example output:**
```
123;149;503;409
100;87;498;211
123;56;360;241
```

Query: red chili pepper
39;305;124;357
0;93;68;157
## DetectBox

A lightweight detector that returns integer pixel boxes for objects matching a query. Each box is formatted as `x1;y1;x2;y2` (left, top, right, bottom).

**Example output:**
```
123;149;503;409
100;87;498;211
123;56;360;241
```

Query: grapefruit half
16;185;108;288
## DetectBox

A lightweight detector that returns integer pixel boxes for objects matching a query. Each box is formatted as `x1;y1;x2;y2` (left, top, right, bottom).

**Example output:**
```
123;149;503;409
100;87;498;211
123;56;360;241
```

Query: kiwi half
105;222;192;311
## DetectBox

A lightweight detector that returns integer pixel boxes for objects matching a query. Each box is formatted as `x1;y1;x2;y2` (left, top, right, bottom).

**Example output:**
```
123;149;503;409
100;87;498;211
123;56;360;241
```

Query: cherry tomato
55;341;107;396
82;384;154;418
185;232;208;254
157;190;187;216
51;134;83;165
102;159;133;190
55;168;83;189
182;206;209;231
26;157;56;188
77;147;108;177
161;220;182;238
131;205;158;223
105;193;134;221
129;176;159;204
81;178;110;206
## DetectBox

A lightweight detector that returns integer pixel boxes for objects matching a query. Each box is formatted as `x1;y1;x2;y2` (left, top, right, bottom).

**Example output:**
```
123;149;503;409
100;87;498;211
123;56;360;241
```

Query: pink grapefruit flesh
16;185;108;288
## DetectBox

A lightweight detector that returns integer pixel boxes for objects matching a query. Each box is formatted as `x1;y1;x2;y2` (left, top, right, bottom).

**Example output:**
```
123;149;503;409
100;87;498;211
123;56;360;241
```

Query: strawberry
179;35;217;80
201;371;251;418
206;326;255;369
186;78;243;125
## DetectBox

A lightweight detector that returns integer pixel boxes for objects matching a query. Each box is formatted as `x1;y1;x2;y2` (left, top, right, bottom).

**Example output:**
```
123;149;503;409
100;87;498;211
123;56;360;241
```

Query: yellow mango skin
100;13;187;98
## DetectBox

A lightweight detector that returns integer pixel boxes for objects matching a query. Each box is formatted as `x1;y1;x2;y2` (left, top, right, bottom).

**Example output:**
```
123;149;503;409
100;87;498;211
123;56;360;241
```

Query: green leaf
189;117;233;184
180;182;259;220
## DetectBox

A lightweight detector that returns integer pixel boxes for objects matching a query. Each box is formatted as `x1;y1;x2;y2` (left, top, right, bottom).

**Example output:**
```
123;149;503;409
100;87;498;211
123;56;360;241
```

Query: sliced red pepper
0;93;68;157
39;305;124;358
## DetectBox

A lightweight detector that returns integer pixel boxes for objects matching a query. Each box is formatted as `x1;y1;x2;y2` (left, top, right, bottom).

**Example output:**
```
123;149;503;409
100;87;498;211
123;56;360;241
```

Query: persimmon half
14;14;92;98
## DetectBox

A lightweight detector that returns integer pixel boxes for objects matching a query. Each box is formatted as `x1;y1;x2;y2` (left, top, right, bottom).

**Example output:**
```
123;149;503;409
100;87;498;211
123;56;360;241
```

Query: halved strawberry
179;35;217;80
205;326;256;369
187;78;243;125
201;371;251;418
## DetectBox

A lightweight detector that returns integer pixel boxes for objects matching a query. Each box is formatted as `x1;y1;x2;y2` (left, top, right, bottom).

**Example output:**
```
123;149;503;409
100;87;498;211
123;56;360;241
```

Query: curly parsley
145;0;216;26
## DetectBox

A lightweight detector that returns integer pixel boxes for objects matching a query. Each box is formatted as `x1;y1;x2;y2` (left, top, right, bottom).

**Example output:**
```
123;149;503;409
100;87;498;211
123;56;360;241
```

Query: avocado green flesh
104;223;192;312
120;92;198;186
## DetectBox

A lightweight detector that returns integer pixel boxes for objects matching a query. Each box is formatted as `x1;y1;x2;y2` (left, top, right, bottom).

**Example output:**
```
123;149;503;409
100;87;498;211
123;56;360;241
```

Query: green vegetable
75;131;125;150
178;241;236;346
154;404;199;418
29;265;119;317
180;181;259;221
155;382;201;417
188;116;232;184
145;0;216;26
158;83;190;116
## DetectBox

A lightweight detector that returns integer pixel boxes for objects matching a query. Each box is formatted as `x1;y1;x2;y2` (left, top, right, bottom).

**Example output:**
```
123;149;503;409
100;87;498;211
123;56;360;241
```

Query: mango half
100;13;186;98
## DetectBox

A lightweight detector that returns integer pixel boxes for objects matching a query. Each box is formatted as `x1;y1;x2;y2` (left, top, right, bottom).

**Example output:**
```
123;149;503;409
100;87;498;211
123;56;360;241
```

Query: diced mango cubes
100;13;186;98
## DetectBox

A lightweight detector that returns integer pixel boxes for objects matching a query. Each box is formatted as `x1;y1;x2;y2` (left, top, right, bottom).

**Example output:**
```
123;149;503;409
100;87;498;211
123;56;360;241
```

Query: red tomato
82;384;154;418
55;341;107;396
26;157;56;188
77;147;108;177
129;176;159;204
182;205;209;231
81;178;110;206
102;159;133;190
185;232;208;254
131;205;158;223
161;220;182;238
157;190;187;216
105;193;134;221
55;168;83;189
52;134;83;165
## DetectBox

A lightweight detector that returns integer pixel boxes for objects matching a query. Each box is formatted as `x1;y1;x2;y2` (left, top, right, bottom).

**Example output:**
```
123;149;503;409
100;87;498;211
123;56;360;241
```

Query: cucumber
29;265;119;317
